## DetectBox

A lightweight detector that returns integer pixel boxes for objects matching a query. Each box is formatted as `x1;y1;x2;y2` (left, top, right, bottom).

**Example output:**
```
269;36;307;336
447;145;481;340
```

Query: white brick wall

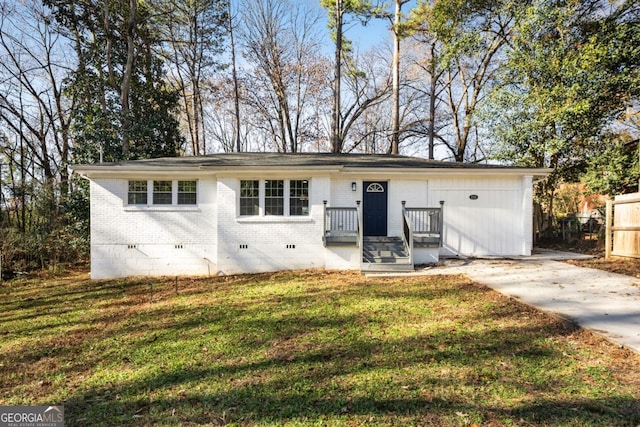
215;177;330;275
87;171;535;278
89;177;217;279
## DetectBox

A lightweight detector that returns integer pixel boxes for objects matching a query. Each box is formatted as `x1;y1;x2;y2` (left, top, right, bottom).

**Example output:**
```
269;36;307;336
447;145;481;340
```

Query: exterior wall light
351;182;357;191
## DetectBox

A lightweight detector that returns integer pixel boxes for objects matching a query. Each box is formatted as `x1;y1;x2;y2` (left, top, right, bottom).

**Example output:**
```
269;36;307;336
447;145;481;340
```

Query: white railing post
401;201;414;266
357;200;363;265
605;199;612;260
439;201;445;247
323;200;327;244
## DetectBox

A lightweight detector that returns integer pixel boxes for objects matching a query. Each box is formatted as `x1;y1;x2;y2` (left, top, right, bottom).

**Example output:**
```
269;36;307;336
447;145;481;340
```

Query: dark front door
363;181;388;236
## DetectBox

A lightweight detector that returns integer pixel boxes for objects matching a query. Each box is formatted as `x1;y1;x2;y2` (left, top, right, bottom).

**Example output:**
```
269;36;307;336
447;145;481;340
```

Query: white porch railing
323;201;360;246
401;202;415;266
323;201;443;249
404;201;444;247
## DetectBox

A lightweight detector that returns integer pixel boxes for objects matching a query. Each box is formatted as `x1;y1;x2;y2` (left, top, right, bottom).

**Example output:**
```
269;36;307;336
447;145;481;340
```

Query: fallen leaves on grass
1;270;640;426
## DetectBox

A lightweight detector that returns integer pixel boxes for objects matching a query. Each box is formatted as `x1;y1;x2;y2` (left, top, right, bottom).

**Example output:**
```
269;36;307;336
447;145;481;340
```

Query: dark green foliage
491;0;640;169
127;75;184;160
46;0;184;162
63;178;90;260
70;102;123;164
488;0;640;218
0;181;88;275
582;135;640;196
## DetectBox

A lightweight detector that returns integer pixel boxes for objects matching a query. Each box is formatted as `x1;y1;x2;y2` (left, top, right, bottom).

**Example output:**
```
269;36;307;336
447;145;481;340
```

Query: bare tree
406;0;513;162
0;0;75;193
339;49;392;153
388;0;411;154
321;0;385;153
227;0;242;152
238;0;326;153
158;0;227;156
443;21;510;162
401;36;449;159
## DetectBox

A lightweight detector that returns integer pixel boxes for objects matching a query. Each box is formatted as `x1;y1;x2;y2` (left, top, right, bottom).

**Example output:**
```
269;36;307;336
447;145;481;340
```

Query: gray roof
74;152;540;170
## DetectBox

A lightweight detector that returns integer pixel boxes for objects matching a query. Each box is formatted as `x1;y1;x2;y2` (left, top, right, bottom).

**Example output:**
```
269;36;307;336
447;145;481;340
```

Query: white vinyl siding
430;176;528;256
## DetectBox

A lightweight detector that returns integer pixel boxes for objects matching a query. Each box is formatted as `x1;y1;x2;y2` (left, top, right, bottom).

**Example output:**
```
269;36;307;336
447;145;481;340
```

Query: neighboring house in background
72;153;550;279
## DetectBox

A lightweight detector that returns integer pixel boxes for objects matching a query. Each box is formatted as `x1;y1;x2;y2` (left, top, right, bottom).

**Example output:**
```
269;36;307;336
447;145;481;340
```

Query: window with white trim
153;181;172;204
265;180;284;215
178;180;197;205
127;180;198;206
240;180;259;215
289;180;309;216
128;180;148;205
366;182;385;192
239;179;310;217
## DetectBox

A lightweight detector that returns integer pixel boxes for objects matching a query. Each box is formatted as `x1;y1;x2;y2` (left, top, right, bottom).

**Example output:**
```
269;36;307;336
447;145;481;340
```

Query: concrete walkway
373;251;640;353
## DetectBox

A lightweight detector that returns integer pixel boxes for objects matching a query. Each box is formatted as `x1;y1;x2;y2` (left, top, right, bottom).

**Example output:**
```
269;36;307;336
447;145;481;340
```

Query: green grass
1;269;639;426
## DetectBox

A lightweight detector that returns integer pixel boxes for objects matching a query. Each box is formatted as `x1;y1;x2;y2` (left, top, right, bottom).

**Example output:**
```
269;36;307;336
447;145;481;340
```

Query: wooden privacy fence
606;192;640;259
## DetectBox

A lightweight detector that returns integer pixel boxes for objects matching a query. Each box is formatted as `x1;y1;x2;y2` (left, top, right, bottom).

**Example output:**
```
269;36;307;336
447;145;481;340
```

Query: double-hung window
127;181;147;205
178;181;197;205
239;179;309;217
127;180;197;206
289;180;309;216
128;181;148;205
153;181;173;205
265;180;284;215
240;180;260;215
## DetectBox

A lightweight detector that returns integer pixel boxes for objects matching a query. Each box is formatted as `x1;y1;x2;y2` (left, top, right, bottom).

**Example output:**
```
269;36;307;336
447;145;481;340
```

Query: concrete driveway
377;250;640;353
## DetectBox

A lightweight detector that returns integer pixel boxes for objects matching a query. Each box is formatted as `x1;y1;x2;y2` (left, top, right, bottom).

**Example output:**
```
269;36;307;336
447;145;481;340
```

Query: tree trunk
121;0;138;157
331;0;343;153
390;0;402;155
228;1;242;152
428;43;437;160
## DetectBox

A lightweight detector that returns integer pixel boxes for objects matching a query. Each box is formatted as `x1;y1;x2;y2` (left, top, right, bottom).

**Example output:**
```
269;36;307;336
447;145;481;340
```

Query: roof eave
72;164;553;179
71;164;345;178
71;165;208;179
341;166;552;177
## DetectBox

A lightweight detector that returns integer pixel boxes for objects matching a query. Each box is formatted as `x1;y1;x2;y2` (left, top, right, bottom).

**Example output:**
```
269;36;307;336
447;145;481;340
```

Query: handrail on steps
401;201;414;266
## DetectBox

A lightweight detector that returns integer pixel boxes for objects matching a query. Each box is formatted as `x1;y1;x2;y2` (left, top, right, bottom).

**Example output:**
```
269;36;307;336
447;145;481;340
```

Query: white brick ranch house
72;153;550;279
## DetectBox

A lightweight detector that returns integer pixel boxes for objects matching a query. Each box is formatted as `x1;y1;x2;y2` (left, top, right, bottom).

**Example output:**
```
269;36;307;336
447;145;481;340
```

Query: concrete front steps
361;236;413;272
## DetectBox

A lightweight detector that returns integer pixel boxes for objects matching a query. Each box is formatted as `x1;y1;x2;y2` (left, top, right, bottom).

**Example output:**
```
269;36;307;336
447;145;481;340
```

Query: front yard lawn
1;270;639;426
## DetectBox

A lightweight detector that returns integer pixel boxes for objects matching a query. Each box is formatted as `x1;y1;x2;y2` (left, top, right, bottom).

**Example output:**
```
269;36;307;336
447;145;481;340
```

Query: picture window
289;180;309;216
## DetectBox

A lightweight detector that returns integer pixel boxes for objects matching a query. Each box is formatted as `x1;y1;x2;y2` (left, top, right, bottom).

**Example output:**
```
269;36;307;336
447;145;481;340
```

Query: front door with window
363;181;388;236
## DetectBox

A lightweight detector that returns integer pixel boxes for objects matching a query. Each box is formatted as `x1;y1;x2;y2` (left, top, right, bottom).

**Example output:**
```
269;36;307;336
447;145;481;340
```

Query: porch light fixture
351;182;357;192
